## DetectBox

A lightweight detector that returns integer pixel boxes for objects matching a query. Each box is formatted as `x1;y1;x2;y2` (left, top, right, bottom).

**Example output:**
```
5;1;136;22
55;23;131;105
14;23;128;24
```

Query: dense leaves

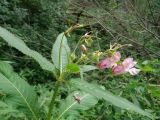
0;101;26;120
0;61;40;120
0;0;160;120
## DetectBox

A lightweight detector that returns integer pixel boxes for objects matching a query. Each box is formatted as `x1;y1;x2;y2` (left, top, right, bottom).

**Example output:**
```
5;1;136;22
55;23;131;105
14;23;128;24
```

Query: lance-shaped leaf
79;65;98;80
70;78;154;119
79;65;97;73
0;26;55;72
56;91;98;120
51;32;70;71
0;61;40;120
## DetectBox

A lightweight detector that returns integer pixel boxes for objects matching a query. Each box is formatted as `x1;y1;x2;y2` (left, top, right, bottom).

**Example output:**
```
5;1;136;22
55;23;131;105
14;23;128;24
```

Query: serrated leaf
51;32;70;71
0;26;55;72
56;91;98;120
0;61;40;120
70;78;154;119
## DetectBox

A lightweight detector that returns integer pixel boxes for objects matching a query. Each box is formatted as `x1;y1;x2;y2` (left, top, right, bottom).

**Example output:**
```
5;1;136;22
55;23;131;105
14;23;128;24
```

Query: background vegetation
0;0;160;119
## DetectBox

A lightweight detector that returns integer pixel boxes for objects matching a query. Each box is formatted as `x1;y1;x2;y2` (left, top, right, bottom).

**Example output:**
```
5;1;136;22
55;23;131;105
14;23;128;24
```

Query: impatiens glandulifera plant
0;25;155;120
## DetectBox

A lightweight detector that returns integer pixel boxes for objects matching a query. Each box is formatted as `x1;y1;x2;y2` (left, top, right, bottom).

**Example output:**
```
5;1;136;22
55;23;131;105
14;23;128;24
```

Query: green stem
72;37;83;54
47;81;60;120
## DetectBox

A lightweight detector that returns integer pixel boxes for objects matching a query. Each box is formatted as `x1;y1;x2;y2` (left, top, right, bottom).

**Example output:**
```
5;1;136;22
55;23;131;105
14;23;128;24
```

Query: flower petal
98;52;121;69
112;65;125;75
122;58;136;70
128;68;140;75
98;58;111;69
113;51;121;62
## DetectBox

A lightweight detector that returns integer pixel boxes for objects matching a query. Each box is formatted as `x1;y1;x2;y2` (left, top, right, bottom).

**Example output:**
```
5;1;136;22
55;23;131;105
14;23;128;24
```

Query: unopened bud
85;38;93;47
84;33;91;39
80;44;88;54
83;32;93;47
84;32;91;38
70;53;76;61
80;53;87;59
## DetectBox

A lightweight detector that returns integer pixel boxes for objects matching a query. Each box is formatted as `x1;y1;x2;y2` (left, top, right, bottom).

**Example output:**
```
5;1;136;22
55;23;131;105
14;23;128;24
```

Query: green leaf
79;65;97;80
141;65;153;72
51;32;70;71
79;65;97;73
0;26;55;72
66;63;80;73
0;61;40;120
56;91;98;120
70;78;154;119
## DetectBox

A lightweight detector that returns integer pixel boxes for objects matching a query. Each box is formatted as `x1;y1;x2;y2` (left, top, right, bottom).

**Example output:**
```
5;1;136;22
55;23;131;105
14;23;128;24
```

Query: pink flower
112;58;140;75
112;64;125;75
98;52;121;69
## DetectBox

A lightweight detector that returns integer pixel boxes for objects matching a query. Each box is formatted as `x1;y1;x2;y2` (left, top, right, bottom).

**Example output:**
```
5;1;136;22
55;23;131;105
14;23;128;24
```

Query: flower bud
84;32;91;38
93;51;103;57
83;32;93;47
80;44;88;54
80;53;87;60
70;53;76;61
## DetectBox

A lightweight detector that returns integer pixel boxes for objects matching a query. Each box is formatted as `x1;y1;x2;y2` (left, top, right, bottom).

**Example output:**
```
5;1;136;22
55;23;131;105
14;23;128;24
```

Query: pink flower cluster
98;52;140;75
98;52;121;69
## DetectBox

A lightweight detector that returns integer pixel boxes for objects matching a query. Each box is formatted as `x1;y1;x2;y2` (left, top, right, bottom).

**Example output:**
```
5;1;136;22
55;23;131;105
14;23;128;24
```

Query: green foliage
148;86;160;98
0;0;160;120
70;78;154;119
0;61;40;120
0;0;28;25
